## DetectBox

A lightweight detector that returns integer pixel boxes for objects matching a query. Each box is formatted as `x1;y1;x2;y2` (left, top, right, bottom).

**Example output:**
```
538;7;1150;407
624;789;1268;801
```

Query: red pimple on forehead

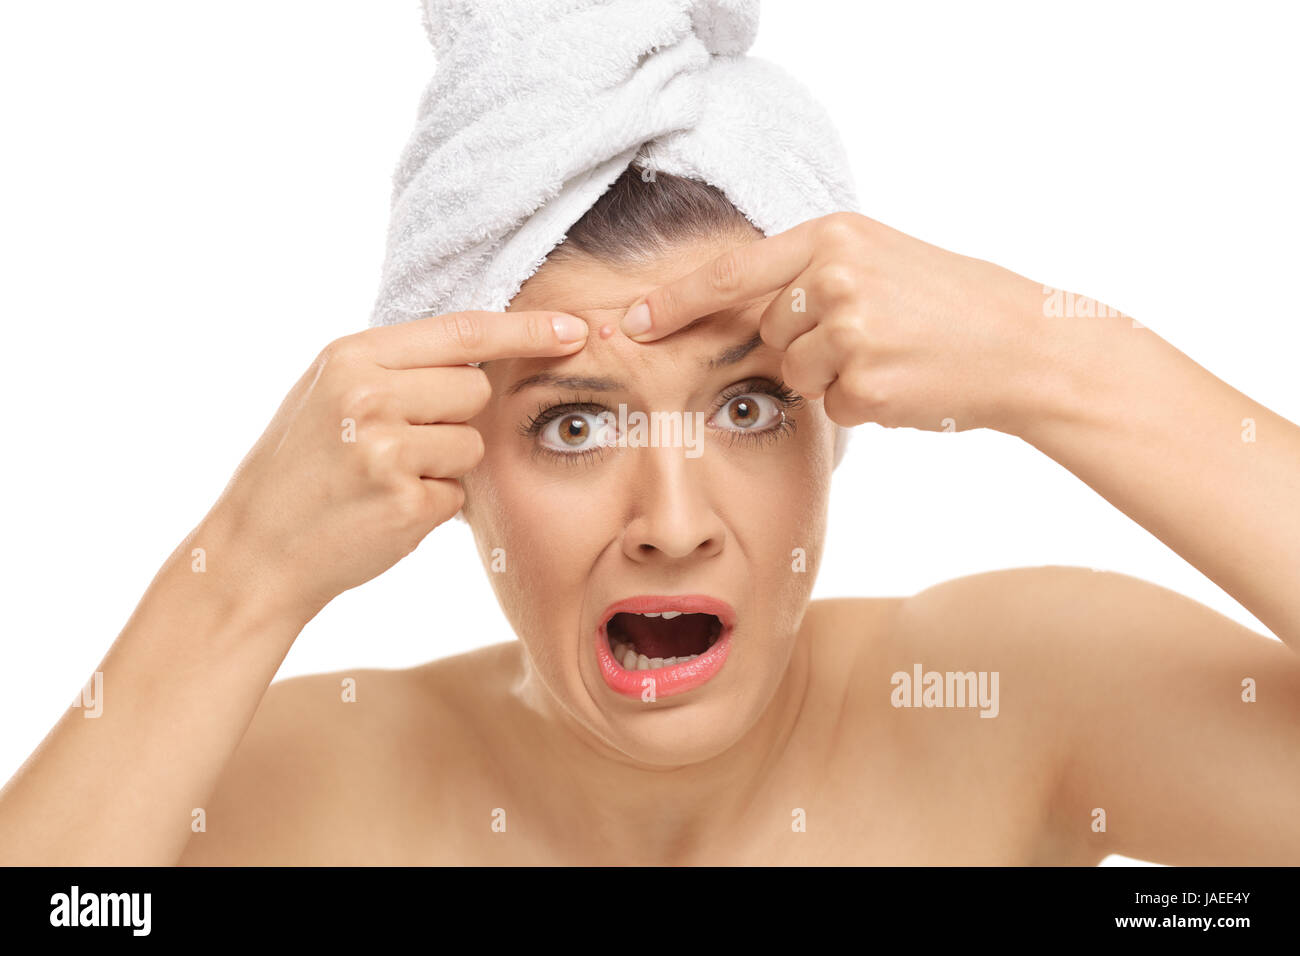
598;323;615;339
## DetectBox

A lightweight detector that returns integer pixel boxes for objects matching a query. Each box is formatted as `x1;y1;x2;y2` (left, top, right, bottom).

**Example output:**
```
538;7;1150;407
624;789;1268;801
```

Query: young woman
1;164;1297;866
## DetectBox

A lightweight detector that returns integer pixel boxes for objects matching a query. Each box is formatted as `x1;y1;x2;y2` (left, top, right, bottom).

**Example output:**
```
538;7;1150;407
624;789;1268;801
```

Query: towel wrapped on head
370;0;858;466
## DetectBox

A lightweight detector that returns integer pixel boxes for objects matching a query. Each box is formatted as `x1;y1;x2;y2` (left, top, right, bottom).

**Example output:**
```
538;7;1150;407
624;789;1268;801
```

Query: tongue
612;613;712;659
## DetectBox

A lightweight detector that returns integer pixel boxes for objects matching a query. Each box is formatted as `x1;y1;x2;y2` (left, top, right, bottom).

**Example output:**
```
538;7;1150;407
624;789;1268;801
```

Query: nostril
625;521;725;560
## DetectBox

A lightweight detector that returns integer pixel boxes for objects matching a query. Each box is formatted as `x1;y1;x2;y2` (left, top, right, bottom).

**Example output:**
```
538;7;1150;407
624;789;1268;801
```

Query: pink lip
594;594;736;699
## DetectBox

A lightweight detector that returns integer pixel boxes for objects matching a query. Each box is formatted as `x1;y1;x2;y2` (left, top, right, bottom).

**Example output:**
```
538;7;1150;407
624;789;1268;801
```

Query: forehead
515;233;775;328
495;240;781;387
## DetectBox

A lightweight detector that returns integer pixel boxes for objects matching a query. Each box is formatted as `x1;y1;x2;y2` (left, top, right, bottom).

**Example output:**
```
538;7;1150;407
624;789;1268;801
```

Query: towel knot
688;0;758;56
424;0;757;59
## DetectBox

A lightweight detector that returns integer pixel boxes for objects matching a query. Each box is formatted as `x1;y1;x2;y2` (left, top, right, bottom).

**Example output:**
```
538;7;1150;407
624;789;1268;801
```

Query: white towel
370;0;858;466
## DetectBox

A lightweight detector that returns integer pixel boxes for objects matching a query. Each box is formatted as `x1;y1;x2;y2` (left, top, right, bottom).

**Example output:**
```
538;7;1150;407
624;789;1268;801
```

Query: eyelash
517;378;805;466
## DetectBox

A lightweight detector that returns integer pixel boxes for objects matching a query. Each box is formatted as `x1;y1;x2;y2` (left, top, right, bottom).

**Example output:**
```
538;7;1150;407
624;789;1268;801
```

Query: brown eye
714;393;783;432
559;415;589;445
538;410;617;454
727;397;761;428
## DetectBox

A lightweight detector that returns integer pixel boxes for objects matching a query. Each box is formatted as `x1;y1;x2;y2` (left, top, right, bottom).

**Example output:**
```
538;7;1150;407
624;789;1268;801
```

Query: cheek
733;429;832;626
729;412;833;528
771;475;829;568
465;460;605;647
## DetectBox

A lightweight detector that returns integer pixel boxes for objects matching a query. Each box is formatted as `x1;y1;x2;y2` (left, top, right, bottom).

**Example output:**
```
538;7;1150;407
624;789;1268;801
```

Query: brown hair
547;164;761;266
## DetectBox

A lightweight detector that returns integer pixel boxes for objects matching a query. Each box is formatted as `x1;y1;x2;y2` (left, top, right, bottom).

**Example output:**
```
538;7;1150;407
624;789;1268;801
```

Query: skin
460;232;837;773
2;215;1298;865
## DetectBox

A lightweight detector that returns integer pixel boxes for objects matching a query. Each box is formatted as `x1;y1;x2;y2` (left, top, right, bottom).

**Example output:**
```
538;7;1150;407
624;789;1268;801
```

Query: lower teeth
610;641;703;671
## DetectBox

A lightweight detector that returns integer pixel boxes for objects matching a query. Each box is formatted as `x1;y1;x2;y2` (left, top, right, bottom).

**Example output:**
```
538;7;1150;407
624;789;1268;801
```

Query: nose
621;447;726;564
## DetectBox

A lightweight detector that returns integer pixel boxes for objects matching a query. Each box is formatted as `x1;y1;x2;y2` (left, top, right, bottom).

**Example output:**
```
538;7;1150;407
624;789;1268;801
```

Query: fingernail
551;314;588;343
620;303;652;337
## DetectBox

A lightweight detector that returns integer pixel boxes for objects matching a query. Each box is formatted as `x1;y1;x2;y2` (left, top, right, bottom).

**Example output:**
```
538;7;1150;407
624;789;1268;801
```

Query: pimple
598;323;615;339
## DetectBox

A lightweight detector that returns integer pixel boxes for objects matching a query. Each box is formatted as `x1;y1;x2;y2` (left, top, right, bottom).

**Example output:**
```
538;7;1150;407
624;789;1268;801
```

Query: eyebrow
504;330;766;396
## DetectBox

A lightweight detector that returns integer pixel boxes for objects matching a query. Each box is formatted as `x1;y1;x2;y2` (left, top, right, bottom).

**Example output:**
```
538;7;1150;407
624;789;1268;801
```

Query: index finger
364;310;589;369
618;221;815;343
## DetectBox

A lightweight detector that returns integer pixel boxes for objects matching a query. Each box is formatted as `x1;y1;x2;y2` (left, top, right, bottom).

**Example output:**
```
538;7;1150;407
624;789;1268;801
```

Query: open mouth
606;611;723;670
594;595;736;698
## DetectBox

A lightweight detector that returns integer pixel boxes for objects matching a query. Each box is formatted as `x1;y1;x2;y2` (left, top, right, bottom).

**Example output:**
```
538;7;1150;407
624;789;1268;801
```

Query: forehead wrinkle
502;330;769;397
502;331;669;397
493;294;777;395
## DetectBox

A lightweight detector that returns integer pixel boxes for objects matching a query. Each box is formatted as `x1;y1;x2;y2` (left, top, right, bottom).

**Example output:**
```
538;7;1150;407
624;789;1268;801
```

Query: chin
577;646;780;769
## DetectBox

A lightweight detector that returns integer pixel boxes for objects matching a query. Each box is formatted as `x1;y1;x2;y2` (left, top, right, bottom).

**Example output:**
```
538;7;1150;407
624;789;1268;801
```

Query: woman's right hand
198;310;590;627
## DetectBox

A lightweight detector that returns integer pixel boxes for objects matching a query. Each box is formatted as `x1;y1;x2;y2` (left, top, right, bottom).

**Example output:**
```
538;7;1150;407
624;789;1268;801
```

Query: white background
2;1;1297;868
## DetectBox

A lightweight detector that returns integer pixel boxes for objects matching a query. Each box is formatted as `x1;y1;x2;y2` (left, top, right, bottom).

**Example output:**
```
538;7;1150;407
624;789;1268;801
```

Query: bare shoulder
883;562;1287;684
810;573;1076;738
809;567;1143;864
816;565;1295;865
841;562;1222;671
178;641;518;866
953;566;1300;866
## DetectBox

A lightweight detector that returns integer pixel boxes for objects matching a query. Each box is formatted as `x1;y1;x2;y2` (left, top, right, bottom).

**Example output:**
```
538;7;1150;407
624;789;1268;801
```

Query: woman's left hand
617;211;1061;435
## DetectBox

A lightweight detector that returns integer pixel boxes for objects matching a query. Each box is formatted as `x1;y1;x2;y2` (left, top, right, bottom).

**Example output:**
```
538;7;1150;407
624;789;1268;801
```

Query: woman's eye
709;393;785;432
539;410;616;453
525;382;799;459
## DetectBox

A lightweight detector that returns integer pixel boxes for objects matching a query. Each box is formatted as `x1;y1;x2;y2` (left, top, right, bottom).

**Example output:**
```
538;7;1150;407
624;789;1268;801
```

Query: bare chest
359;709;1049;865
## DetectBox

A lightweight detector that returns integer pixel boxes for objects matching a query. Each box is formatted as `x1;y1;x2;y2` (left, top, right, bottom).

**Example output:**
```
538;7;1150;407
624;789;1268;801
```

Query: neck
508;634;813;864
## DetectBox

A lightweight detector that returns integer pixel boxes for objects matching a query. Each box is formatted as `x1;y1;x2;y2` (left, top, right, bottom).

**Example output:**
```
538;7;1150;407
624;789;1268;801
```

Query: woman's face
462;235;836;768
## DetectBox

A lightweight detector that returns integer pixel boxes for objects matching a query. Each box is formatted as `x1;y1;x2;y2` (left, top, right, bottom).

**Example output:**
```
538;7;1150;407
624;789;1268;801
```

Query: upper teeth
637;610;684;619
